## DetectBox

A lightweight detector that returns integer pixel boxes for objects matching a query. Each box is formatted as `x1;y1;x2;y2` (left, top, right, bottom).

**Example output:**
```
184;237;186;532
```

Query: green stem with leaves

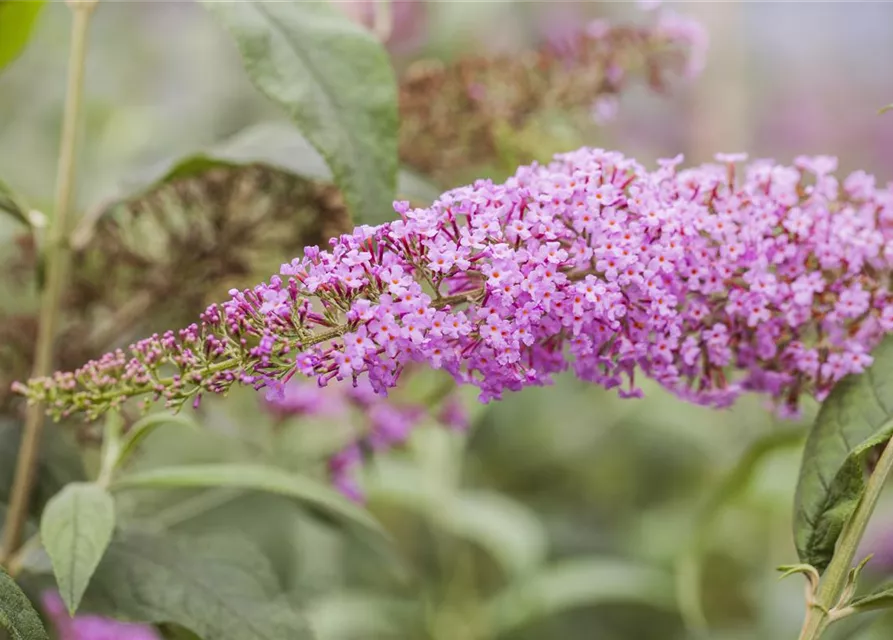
798;434;893;640
0;0;97;564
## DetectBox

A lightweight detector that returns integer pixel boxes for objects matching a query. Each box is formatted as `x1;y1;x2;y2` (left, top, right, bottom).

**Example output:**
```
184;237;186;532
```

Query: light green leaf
112;463;384;538
130;122;433;214
199;0;399;224
307;592;414;640
112;122;334;202
794;336;893;571
113;413;201;472
0;1;45;72
880;103;893;115
0;177;32;227
483;558;675;637
86;122;435;236
83;531;312;640
0;568;48;640
677;427;806;629
776;563;820;584
40;483;115;615
436;492;547;577
849;584;893;613
370;459;547;576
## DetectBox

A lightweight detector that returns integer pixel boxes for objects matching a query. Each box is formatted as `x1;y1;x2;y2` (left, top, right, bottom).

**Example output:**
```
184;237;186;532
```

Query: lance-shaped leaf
794;336;893;570
849;584;893;613
482;558;675;637
199;0;399;224
111;463;385;538
40;483;116;614
0;568;48;640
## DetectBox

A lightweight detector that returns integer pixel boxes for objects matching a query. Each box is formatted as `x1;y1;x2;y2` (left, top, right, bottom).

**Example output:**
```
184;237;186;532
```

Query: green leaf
776;563;820;584
0;568;48;640
307;592;414;640
794;336;893;570
676;427;806;629
199;0;399;224
40;483;115;615
482;558;675;637
880;103;893;115
113;413;201;472
434;492;547;578
0;1;45;73
83;531;312;640
370;459;547;576
89;122;436;232
113;122;333;201
111;463;385;538
0;177;32;227
849;584;893;613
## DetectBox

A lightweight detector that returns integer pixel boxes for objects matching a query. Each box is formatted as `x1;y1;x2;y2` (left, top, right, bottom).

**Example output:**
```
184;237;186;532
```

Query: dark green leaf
40;483;116;615
794;336;893;570
0;568;48;640
112;463;385;538
199;0;399;224
84;531;312;640
158;624;203;640
0;1;45;72
482;558;675;637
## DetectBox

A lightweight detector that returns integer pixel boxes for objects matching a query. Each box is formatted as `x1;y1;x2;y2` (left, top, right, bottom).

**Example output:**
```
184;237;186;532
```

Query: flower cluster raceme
264;377;468;500
41;591;161;640
16;147;893;420
398;10;706;182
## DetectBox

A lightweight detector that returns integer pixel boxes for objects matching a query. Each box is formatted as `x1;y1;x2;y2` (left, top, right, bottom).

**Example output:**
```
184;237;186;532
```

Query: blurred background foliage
3;1;893;639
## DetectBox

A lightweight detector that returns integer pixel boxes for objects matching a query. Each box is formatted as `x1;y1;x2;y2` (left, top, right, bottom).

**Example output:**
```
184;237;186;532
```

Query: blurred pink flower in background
335;0;428;54
265;377;468;501
42;591;161;640
655;10;709;79
591;95;620;125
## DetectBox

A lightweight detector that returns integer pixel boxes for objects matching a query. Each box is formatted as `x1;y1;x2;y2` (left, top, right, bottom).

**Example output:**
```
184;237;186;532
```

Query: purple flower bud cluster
264;376;468;501
41;591;161;640
17;148;893;420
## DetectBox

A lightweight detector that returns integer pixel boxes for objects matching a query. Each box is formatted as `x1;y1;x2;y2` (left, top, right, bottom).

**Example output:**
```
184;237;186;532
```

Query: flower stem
798;431;893;640
0;0;97;563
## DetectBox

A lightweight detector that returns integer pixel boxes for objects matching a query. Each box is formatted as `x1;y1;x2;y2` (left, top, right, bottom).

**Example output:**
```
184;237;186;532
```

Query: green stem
0;0;97;564
798;433;893;640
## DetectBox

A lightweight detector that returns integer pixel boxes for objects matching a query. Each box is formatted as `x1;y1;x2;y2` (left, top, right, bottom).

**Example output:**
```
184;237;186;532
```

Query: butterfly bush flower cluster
41;591;161;640
265;377;468;501
398;10;707;182
16;147;893;420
